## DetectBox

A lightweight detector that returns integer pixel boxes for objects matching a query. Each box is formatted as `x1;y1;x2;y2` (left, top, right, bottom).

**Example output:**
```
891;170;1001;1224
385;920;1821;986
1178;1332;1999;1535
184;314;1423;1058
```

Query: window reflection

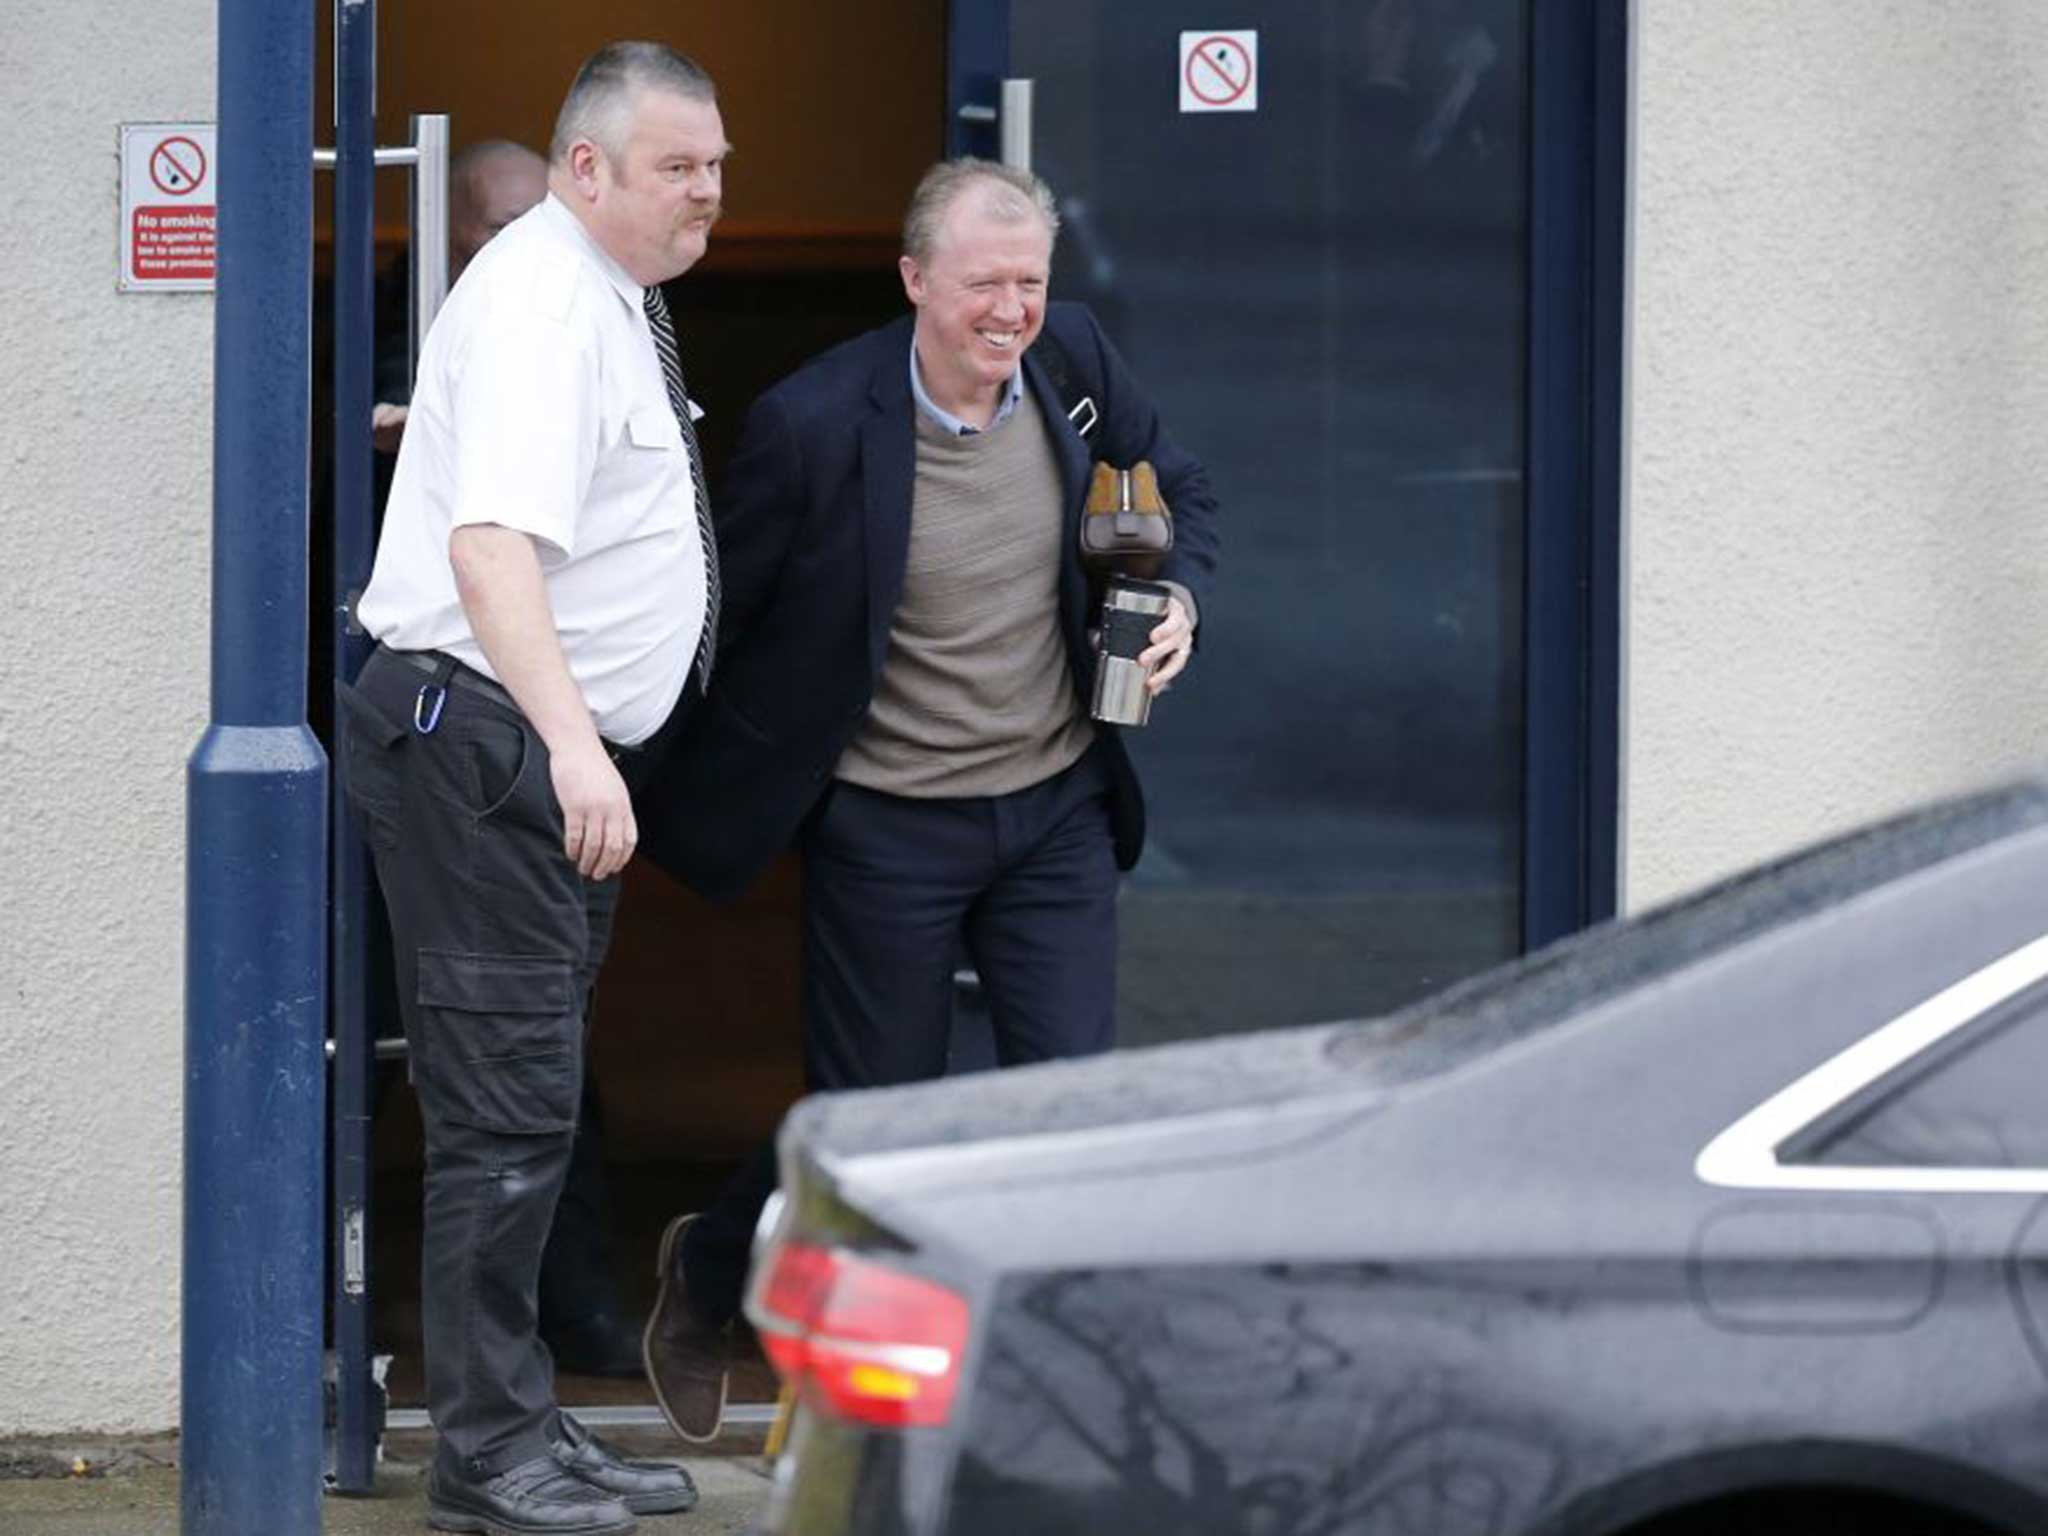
1015;0;1529;1042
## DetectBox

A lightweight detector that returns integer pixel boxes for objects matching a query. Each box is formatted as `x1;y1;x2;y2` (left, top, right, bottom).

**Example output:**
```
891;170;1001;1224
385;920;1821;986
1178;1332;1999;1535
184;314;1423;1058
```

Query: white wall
1626;0;2048;908
0;6;214;1433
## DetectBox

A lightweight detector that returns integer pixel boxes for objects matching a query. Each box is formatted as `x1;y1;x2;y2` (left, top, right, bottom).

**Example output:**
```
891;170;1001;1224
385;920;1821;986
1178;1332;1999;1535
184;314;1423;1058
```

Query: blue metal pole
329;0;381;1495
183;0;325;1528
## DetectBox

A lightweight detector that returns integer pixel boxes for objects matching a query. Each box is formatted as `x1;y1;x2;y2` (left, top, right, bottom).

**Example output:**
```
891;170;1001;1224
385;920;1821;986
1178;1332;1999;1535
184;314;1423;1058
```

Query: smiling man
636;159;1221;1445
342;40;723;1536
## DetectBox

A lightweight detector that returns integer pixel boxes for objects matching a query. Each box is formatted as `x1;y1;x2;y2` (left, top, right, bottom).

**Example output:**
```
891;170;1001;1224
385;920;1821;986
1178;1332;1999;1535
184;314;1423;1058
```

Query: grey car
745;781;2048;1535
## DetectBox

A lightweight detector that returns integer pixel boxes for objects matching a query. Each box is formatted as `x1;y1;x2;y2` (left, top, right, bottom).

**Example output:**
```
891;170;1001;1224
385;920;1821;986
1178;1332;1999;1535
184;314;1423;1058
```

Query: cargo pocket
414;950;580;1135
335;679;407;851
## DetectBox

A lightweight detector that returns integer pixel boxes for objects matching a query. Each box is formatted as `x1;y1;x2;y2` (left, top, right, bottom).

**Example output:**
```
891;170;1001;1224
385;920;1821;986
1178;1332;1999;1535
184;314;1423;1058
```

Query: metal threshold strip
385;1403;781;1431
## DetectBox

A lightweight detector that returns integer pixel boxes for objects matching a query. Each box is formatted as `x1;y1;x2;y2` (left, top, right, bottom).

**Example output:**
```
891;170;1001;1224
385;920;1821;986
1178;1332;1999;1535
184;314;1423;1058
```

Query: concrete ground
0;1454;772;1535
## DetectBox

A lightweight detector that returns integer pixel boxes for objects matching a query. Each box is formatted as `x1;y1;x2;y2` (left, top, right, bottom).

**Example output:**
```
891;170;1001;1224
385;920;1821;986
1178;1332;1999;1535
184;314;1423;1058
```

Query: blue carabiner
413;683;447;735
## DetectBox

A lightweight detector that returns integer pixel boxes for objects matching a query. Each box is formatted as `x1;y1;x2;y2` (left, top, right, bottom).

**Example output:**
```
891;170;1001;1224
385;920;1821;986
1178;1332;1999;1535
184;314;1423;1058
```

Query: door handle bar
1000;78;1034;172
957;79;1035;170
409;114;449;362
312;146;418;168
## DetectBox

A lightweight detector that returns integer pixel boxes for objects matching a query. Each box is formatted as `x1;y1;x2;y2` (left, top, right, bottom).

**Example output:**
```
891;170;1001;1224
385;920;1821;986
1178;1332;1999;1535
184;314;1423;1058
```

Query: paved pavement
0;1454;773;1534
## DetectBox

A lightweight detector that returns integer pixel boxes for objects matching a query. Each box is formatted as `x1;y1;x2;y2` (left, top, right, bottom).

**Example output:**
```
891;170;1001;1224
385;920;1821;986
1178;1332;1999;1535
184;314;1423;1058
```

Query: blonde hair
902;158;1059;265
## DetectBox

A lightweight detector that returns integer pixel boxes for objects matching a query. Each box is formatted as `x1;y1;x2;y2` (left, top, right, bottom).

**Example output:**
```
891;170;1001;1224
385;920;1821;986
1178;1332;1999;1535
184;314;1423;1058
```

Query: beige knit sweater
835;390;1095;797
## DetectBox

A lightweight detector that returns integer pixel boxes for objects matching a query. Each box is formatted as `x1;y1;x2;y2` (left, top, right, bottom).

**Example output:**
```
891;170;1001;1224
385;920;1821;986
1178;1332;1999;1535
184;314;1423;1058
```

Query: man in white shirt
340;40;724;1535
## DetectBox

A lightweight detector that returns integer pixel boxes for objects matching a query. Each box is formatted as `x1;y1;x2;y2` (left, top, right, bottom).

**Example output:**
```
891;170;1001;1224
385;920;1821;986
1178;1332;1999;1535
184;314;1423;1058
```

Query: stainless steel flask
1090;579;1172;727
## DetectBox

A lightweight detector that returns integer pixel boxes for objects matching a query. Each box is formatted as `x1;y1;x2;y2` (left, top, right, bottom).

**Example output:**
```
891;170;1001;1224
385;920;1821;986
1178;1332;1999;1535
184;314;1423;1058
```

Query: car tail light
748;1238;970;1429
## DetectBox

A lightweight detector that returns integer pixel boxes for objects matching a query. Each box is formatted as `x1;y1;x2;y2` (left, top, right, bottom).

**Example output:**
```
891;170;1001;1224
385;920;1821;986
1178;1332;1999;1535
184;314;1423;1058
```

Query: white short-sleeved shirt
357;193;705;747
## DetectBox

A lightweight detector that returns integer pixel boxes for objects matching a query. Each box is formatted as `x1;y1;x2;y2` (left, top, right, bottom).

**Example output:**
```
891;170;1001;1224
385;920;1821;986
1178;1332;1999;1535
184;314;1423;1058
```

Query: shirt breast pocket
615;405;691;536
627;405;682;453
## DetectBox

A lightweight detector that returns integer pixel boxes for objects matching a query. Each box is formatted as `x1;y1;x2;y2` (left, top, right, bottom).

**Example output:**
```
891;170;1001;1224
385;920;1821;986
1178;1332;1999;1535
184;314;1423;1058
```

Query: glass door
956;1;1540;1043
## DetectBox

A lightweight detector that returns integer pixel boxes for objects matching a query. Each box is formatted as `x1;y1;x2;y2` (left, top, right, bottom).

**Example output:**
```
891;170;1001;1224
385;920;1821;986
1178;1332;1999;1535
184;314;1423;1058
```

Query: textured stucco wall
0;8;214;1432
1626;0;2048;908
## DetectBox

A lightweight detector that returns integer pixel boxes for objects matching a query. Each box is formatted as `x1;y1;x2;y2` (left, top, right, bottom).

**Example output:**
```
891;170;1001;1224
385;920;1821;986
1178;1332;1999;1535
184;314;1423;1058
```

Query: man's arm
437;300;624;874
1068;308;1220;604
1060;306;1219;692
451;524;634;880
371;402;409;455
709;389;809;650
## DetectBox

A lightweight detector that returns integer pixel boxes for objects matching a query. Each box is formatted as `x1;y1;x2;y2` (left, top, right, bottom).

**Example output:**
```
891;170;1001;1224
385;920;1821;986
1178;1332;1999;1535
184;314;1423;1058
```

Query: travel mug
1090;578;1173;727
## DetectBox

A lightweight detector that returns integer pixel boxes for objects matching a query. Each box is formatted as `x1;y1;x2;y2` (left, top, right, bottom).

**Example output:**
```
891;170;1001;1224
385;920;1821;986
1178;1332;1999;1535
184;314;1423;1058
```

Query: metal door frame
1524;0;1626;946
323;0;448;1490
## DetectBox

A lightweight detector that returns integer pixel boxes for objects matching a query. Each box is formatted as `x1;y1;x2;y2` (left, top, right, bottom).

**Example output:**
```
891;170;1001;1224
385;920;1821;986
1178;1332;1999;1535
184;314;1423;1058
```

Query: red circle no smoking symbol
1185;36;1252;106
150;136;207;196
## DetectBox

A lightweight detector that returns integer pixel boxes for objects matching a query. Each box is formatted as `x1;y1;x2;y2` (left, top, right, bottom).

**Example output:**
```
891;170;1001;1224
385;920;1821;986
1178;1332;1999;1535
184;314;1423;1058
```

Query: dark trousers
339;646;624;1479
367;914;624;1345
682;746;1120;1323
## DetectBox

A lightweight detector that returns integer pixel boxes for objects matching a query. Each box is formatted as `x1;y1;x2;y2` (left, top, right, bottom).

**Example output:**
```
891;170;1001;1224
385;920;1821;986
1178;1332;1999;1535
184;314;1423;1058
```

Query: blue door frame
327;0;382;1498
1524;0;1626;945
948;0;1627;948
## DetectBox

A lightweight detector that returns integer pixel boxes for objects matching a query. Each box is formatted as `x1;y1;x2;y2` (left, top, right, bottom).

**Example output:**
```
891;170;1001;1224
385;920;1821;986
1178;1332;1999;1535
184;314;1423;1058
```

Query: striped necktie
643;283;721;691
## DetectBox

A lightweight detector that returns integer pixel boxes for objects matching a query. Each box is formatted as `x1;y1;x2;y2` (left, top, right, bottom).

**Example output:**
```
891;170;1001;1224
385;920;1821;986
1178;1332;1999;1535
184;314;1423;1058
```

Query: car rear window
1327;780;2048;1081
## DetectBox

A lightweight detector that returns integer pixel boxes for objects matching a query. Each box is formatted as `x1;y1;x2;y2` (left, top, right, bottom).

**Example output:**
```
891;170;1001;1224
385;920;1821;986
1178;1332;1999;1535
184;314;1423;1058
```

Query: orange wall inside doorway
331;2;945;1169
317;0;945;253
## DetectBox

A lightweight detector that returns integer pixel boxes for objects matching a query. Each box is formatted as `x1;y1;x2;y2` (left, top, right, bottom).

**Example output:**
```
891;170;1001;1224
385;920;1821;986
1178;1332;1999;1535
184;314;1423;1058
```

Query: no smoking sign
1179;30;1257;114
149;135;208;196
119;122;217;292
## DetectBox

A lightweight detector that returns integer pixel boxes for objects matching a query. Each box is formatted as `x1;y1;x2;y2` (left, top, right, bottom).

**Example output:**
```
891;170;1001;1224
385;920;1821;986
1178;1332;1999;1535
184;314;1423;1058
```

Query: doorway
315;0;1619;1429
311;0;946;1419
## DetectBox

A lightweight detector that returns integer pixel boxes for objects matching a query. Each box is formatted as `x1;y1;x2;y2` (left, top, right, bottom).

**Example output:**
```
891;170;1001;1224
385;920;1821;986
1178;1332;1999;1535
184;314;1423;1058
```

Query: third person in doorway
636;157;1221;1442
371;139;550;454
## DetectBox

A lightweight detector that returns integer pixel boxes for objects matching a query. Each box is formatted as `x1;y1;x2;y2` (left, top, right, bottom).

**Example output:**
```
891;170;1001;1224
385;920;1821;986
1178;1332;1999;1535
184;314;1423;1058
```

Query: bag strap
1029;326;1100;440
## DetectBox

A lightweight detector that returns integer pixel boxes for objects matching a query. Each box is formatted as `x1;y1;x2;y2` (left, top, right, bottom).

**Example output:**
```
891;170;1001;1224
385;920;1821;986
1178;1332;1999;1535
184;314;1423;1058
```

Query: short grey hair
901;158;1060;266
550;42;717;165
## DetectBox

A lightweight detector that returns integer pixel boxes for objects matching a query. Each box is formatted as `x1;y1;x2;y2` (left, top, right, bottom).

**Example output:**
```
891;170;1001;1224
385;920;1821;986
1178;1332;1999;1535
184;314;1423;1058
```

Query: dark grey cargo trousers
338;644;620;1479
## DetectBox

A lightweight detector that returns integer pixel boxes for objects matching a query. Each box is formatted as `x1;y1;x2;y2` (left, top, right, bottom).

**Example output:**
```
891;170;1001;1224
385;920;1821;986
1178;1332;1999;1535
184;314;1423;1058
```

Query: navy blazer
637;301;1220;903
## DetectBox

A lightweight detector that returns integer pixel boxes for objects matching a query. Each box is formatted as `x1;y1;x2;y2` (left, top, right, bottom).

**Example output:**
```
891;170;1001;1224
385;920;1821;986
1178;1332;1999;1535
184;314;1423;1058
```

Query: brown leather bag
1079;461;1173;579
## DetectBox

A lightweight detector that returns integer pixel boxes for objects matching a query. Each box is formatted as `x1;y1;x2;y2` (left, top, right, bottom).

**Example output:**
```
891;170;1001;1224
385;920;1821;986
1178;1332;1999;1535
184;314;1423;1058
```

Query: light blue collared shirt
909;339;1024;437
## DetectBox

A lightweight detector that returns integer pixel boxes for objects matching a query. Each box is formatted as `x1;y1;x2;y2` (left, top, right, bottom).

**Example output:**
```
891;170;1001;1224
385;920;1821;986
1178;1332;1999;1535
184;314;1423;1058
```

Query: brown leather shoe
642;1213;731;1443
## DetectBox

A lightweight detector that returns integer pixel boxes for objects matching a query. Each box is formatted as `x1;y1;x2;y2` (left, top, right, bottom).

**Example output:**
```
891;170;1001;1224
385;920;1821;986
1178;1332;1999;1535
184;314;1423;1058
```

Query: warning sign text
132;206;217;282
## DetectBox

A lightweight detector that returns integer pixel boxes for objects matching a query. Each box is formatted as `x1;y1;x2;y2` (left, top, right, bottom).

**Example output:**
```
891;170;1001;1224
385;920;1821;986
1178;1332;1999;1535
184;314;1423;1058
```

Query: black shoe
543;1306;649;1379
550;1411;699;1515
426;1451;637;1535
643;1214;732;1444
